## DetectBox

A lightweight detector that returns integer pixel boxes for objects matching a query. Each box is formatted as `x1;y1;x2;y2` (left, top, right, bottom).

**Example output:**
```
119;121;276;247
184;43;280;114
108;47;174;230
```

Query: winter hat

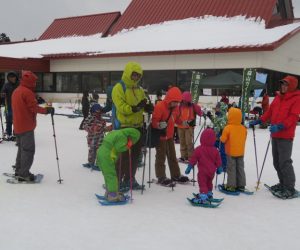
90;103;103;113
20;71;37;89
280;75;298;92
182;91;192;103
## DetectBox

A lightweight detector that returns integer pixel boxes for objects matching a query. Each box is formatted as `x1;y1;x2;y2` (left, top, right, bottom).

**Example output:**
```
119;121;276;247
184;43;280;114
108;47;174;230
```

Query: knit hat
90;103;103;113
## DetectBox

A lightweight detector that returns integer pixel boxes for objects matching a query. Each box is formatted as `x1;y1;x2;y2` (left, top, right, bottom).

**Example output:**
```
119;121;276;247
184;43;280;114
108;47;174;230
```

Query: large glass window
56;73;81;93
110;71;123;86
142;70;176;93
35;73;43;92
43;73;55;92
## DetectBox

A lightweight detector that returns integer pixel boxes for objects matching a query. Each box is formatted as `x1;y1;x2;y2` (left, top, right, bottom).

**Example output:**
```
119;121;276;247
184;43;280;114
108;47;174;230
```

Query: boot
105;191;126;202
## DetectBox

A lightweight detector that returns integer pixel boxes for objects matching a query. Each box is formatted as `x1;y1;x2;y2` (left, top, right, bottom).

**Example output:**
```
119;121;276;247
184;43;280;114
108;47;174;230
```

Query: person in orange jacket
220;107;247;192
177;91;202;163
151;87;189;186
12;71;54;182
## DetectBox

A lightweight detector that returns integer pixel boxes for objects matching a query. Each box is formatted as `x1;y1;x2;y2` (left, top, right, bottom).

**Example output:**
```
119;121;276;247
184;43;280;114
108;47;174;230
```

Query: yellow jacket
220;108;247;157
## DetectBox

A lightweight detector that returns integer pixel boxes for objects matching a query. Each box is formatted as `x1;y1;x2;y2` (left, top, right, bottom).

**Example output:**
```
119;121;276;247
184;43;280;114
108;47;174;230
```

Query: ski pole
51;114;63;184
128;147;133;202
252;126;259;183
141;120;150;194
148;125;153;188
256;137;271;191
118;154;122;191
0;106;5;140
215;174;218;189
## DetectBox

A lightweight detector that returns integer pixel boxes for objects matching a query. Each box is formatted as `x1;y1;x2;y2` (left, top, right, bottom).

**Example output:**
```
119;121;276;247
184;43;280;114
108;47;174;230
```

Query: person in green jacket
112;62;147;189
96;128;141;202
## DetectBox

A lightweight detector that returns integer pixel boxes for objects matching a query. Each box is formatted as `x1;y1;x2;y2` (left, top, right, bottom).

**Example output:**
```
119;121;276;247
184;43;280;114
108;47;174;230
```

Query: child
82;103;107;170
220;107;247;192
96;128;141;202
79;90;90;130
209;102;228;171
185;128;222;203
177;91;202;163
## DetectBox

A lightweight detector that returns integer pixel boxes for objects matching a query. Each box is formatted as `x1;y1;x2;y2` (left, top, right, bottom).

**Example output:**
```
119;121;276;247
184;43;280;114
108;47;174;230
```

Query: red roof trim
0;56;49;72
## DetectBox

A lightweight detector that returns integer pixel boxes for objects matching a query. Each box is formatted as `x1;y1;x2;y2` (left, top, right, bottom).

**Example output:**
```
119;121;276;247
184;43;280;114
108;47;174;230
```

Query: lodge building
0;0;300;101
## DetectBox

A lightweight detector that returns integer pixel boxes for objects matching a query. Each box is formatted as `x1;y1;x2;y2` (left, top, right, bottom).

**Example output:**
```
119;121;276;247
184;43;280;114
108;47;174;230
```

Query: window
35;73;43;92
56;73;81;93
110;71;123;86
43;73;55;92
142;70;176;93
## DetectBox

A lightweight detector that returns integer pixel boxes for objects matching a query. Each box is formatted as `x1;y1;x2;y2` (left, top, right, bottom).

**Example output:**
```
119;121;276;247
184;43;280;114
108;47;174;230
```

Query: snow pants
5;107;13;136
197;169;214;194
178;127;194;159
97;145;118;193
15;130;35;178
226;155;246;188
155;138;181;179
272;138;295;189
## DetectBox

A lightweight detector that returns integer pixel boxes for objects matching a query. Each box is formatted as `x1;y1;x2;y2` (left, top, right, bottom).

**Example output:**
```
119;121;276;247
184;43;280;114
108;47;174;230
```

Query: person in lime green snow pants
96;128;141;202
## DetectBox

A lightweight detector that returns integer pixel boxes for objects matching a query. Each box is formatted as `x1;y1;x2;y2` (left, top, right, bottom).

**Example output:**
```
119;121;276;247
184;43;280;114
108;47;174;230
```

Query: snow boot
105;191;126;202
273;187;298;199
192;193;209;204
270;183;283;192
158;177;175;187
17;173;35;182
172;175;190;183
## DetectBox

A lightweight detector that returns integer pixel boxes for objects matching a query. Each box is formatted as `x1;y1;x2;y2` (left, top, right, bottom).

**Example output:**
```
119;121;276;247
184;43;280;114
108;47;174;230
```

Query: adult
112;61;147;189
152;87;189;186
79;90;90;130
250;75;300;199
1;71;19;140
12;71;54;181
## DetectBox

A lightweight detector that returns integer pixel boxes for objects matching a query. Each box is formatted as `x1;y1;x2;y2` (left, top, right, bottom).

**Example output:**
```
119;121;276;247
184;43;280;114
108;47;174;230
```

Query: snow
0;106;300;250
1;16;300;59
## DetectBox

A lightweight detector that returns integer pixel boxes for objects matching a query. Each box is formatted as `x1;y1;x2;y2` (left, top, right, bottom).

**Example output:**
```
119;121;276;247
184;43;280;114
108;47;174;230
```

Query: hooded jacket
151;87;182;140
189;128;221;176
177;91;202;129
12;71;47;134
1;71;18;109
112;62;146;128
261;76;300;139
220;108;247;157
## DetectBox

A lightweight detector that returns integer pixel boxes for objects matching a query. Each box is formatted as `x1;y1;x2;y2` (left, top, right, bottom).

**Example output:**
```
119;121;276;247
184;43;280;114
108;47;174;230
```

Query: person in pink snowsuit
185;128;222;203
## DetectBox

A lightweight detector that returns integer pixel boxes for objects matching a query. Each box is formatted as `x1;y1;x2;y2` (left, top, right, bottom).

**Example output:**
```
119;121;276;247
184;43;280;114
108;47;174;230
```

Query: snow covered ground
0;110;300;250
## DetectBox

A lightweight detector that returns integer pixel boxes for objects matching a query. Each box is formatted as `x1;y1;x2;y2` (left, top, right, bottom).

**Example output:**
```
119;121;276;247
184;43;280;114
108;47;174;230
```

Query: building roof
39;12;121;40
0;56;49;72
109;0;277;35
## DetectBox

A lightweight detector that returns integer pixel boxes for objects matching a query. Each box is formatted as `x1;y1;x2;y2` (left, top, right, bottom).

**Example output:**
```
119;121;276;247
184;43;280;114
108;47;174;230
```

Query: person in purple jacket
185;128;223;204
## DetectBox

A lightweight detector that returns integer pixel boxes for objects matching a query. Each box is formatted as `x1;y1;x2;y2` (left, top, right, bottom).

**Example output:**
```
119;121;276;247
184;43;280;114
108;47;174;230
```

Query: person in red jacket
12;71;54;182
151;87;189;186
250;75;300;199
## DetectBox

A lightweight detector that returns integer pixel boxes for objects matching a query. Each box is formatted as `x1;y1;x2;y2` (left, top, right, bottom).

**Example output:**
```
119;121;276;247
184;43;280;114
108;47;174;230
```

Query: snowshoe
193;192;224;203
7;174;43;184
178;157;189;164
187;197;220;208
156;177;176;188
236;186;254;195
95;193;130;206
172;175;190;184
218;184;240;196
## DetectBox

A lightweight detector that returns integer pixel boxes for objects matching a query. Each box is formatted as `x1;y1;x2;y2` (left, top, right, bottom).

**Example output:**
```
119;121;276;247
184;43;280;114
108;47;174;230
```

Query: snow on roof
1;16;300;59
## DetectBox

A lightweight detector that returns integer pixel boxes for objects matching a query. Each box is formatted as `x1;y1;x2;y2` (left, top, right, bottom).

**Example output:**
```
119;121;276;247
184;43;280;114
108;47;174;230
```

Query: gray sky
0;0;131;41
1;0;300;41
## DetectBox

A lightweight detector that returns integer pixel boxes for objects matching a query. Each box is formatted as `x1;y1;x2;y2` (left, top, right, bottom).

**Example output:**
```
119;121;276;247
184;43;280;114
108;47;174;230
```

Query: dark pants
155;139;181;179
226;156;246;188
116;128;143;182
5;108;13;136
272;138;295;189
15;131;35;177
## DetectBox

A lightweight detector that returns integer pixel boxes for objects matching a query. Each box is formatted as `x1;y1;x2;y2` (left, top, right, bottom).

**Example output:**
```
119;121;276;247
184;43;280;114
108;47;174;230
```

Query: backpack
112;80;126;130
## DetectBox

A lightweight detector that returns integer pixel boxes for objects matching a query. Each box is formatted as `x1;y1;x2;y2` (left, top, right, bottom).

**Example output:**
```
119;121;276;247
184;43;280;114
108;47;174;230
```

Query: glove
158;121;167;129
131;106;141;113
185;164;193;175
216;166;223;175
137;99;147;108
249;119;262;128
46;107;55;116
144;103;154;114
269;124;284;133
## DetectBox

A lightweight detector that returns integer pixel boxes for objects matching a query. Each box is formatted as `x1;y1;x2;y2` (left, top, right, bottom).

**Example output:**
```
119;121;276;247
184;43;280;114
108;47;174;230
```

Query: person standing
1;71;19;140
177;91;202;163
112;62;147;189
79;90;90;130
250;75;300;199
152;87;189;186
12;71;54;182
